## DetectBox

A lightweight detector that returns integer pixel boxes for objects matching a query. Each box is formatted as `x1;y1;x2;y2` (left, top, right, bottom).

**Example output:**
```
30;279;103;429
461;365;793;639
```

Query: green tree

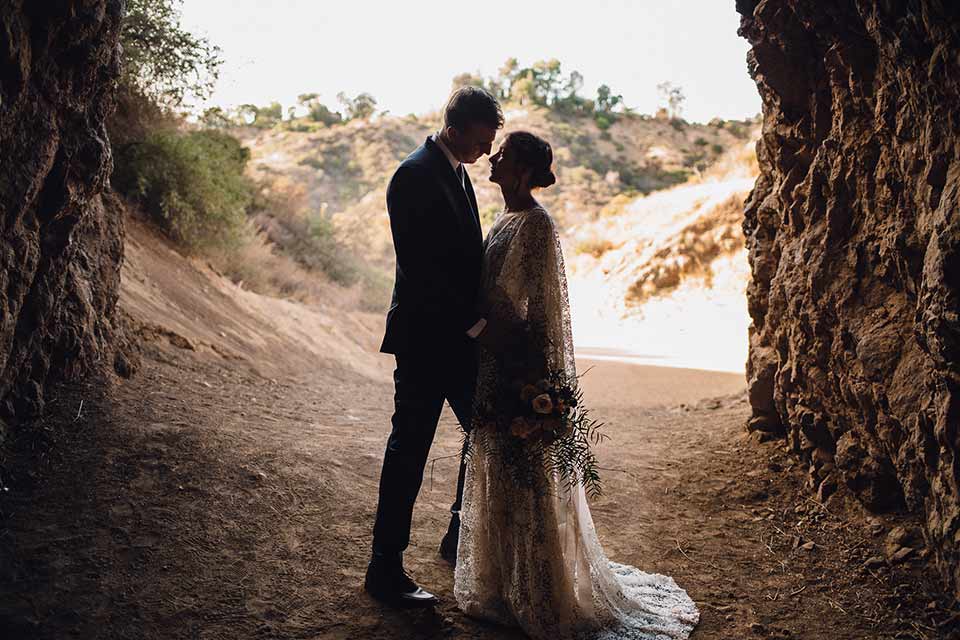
199;106;231;128
555;70;592;115
595;84;623;114
298;93;343;125
120;0;222;106
510;71;538;106
237;104;260;125
252;101;283;128
492;57;520;99
337;92;378;120
564;70;584;101
531;58;564;105
451;72;487;92
656;81;686;119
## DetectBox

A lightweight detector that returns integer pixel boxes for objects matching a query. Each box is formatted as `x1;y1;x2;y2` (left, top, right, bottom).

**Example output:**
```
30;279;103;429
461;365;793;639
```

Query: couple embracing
365;86;700;639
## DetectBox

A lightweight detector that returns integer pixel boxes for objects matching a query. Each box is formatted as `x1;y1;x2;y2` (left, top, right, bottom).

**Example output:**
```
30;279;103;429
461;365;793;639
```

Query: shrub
253;102;283;128
308;102;343;126
694;137;709;146
108;85;180;148
285;121;316;133
712;143;725;154
727;122;746;138
248;183;361;287
480;203;501;229
599;193;634;218
574;236;615;258
306;213;359;286
683;151;706;168
114;129;252;251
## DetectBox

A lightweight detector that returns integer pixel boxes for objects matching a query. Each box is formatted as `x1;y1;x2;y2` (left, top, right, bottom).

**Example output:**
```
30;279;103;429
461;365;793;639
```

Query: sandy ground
1;219;957;639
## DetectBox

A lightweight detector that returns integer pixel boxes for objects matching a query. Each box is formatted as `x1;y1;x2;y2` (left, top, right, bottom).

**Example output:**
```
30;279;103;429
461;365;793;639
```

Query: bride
455;131;701;639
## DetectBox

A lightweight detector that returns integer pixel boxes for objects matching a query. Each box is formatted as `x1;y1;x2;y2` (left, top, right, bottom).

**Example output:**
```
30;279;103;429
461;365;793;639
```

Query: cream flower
532;393;554;414
520;384;539;402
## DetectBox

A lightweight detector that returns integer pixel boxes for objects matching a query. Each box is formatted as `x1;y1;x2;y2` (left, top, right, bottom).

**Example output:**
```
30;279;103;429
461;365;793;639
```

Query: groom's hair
443;86;504;132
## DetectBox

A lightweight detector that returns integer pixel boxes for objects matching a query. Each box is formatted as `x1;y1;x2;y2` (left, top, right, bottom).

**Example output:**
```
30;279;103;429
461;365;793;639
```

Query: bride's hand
477;318;526;354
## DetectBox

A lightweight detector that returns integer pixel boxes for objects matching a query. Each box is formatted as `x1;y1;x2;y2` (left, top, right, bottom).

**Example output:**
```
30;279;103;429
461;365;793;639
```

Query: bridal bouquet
475;368;606;496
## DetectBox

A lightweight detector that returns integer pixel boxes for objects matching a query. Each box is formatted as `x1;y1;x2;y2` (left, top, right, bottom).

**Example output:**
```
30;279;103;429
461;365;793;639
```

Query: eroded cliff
738;0;960;592
0;1;132;434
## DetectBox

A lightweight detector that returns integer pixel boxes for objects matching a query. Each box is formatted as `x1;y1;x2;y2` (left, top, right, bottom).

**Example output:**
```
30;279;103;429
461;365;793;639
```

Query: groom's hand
466;318;487;339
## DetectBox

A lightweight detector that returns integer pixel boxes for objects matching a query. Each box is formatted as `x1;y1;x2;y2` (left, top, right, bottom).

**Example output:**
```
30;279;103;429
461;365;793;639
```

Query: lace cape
454;205;701;639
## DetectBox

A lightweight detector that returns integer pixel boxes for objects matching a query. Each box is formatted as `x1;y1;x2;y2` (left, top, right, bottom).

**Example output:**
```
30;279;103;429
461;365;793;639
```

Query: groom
364;86;503;608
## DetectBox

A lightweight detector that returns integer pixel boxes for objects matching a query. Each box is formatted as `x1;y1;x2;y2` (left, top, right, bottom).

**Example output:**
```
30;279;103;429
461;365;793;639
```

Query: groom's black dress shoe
439;513;460;564
364;555;439;608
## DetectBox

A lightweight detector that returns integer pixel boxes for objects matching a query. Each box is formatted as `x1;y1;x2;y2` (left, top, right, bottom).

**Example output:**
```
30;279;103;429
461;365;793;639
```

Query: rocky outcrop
737;0;960;592
0;2;133;434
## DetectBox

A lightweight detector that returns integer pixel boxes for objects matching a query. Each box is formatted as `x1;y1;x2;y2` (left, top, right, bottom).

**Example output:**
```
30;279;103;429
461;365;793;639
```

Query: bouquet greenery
474;367;606;497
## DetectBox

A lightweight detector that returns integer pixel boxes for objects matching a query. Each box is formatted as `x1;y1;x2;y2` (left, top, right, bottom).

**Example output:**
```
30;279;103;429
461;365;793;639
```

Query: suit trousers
371;341;478;555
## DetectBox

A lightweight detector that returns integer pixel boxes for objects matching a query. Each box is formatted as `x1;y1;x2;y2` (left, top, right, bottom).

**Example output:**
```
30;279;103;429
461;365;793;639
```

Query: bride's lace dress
454;205;700;639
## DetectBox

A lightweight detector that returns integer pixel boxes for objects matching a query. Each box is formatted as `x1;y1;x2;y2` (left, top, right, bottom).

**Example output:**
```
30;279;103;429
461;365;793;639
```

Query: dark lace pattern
454;205;701;639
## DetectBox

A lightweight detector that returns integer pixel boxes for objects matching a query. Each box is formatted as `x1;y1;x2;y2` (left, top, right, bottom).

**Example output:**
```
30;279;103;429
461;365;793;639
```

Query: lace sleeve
494;207;576;381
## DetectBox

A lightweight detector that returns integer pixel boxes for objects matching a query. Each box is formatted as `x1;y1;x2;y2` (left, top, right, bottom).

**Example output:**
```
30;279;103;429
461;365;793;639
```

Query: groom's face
446;123;498;164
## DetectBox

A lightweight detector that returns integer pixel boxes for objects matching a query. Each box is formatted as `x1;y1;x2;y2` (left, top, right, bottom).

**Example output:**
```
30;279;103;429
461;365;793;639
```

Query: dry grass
693;131;761;183
204;178;392;313
624;193;746;304
206;228;327;303
573;235;617;258
207;231;385;313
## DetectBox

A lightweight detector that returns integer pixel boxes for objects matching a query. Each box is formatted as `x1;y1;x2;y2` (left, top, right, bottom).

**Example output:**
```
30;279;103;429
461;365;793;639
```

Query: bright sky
179;0;761;124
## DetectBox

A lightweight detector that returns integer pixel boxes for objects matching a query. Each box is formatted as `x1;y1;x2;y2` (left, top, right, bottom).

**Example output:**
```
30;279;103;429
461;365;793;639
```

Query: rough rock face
737;1;960;592
0;1;132;433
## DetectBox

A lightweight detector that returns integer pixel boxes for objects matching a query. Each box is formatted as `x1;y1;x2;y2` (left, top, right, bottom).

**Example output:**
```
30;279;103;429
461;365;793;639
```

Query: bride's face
488;139;530;188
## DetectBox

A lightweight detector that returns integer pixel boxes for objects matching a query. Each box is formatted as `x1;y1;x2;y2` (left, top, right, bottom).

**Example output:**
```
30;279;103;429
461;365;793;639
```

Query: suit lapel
462;169;482;240
424;137;481;244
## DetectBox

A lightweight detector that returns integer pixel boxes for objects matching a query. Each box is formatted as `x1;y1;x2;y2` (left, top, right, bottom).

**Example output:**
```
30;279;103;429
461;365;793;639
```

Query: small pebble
890;546;915;564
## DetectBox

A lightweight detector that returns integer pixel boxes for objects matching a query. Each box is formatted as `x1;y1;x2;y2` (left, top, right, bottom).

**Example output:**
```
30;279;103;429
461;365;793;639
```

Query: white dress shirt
432;132;460;172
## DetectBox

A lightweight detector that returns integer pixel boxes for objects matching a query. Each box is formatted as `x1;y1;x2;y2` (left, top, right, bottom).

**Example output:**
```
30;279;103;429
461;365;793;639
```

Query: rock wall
0;1;132;434
737;0;960;592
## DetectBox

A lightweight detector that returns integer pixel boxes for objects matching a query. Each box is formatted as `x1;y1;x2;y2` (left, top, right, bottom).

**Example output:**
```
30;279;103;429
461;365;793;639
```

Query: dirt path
1;337;955;640
1;219;955;639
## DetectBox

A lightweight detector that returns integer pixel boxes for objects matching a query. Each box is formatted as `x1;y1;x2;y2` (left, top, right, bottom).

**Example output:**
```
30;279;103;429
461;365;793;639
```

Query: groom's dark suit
372;136;483;556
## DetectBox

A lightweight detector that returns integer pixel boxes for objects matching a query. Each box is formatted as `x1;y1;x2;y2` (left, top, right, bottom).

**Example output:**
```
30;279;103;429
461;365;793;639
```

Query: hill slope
241;107;755;271
566;136;760;372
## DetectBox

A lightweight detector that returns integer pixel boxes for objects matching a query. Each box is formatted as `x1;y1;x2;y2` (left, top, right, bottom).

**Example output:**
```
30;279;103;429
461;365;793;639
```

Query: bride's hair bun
534;168;556;189
508;131;556;190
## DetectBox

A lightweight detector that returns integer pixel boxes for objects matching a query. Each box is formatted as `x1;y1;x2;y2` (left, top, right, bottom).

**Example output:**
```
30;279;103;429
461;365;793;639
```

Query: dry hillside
564;132;760;372
230;109;761;373
240;107;755;272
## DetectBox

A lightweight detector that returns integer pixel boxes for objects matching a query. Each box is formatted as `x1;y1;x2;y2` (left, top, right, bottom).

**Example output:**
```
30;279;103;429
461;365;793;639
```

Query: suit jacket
380;136;484;354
